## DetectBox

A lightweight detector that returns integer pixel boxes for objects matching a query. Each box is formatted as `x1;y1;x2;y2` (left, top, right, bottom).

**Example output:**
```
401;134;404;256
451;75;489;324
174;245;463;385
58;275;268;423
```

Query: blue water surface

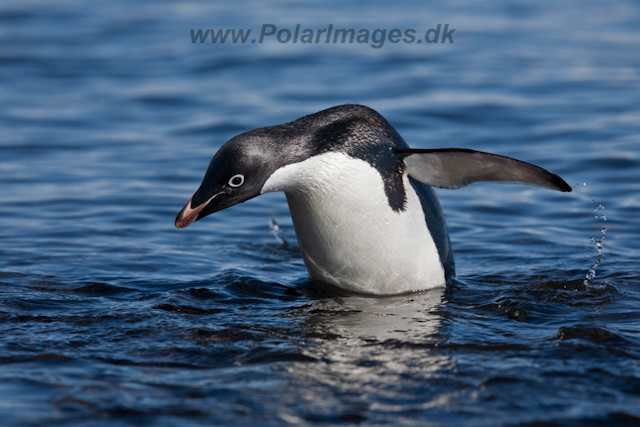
1;1;640;425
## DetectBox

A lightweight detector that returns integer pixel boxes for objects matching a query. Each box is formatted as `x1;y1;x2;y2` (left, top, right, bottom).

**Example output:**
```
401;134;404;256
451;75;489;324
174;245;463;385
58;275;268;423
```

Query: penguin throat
261;152;407;212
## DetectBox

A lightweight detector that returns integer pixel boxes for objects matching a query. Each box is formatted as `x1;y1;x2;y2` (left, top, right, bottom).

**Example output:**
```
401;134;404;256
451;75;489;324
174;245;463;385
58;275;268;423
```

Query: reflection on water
305;288;445;343
303;289;451;383
287;289;455;423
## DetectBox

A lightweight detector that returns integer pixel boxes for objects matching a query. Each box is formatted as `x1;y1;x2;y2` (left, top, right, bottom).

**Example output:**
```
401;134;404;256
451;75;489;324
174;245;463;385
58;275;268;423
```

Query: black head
175;131;284;228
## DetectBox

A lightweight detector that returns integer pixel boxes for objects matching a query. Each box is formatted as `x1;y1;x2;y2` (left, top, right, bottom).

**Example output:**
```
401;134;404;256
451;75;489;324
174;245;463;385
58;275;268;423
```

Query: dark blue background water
1;1;639;425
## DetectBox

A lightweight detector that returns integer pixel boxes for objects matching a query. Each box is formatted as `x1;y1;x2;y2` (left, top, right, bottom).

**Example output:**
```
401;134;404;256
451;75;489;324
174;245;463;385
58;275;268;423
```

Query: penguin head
175;131;285;228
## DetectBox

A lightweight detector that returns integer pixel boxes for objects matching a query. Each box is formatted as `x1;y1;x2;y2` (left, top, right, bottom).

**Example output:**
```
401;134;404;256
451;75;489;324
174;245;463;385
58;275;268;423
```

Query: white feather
261;152;445;295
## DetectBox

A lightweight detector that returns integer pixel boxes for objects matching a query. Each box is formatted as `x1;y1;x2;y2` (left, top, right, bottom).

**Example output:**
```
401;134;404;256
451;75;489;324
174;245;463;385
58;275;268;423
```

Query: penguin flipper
394;148;572;192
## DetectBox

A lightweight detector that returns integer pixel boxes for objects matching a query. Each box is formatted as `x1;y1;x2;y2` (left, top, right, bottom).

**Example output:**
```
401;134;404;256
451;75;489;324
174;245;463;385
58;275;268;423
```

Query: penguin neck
261;151;446;295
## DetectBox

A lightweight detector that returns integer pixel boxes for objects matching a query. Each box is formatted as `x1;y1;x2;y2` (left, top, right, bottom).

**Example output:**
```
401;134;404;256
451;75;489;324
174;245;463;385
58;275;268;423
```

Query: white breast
261;152;445;295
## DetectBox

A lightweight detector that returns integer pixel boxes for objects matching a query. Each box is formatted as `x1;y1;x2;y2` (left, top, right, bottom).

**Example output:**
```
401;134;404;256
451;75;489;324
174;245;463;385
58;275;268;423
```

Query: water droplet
269;218;287;246
584;226;606;288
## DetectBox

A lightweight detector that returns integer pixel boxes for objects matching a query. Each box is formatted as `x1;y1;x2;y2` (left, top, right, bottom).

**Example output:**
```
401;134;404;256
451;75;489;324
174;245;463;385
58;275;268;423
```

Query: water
1;0;640;425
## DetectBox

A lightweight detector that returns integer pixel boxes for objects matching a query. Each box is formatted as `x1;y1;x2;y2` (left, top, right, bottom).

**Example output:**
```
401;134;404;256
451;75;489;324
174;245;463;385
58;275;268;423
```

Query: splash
584;199;607;288
584;228;606;287
594;204;607;221
269;218;287;246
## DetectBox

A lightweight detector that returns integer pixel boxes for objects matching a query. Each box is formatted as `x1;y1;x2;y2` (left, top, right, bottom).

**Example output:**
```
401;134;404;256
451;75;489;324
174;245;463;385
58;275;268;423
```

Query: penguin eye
228;174;244;188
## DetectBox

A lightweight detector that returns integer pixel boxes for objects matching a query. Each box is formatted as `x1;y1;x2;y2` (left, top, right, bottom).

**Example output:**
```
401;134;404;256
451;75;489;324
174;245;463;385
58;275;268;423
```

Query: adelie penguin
175;104;571;296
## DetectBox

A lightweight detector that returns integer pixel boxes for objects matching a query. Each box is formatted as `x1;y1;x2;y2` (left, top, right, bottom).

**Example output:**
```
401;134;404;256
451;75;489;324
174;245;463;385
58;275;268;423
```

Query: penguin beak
174;192;222;228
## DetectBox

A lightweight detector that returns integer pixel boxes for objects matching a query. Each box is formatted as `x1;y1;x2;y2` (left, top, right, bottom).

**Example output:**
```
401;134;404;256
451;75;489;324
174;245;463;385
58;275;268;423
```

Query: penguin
175;104;571;296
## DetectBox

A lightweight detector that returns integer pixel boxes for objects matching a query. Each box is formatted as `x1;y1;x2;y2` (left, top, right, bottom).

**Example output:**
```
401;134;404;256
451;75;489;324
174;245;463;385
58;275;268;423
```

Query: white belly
261;152;445;295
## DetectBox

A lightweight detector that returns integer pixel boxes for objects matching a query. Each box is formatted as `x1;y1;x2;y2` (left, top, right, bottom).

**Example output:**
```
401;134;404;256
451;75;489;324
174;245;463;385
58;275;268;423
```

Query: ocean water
1;0;640;425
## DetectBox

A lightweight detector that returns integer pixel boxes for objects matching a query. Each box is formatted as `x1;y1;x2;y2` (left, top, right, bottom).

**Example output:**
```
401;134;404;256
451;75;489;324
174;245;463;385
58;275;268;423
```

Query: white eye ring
228;174;244;187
